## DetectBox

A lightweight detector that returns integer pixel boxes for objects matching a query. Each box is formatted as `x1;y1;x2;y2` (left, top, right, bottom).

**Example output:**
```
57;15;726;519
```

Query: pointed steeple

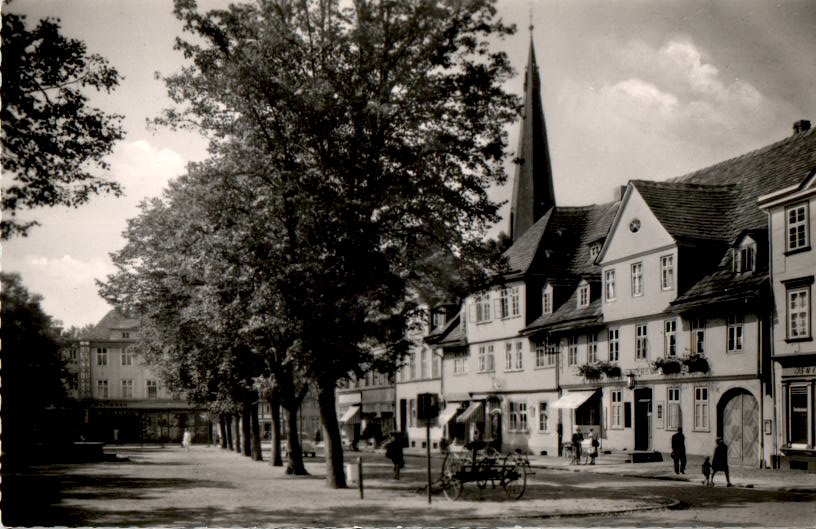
509;36;556;241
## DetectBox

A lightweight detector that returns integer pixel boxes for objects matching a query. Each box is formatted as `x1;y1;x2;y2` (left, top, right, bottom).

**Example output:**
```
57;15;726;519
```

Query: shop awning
437;405;460;426
456;402;484;423
340;405;360;425
550;391;597;410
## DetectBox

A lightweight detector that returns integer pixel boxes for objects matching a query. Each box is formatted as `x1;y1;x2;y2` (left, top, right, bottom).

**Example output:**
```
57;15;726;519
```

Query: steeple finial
528;2;534;33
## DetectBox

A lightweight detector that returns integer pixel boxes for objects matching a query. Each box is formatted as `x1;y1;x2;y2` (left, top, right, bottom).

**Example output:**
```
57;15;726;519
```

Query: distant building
72;310;207;443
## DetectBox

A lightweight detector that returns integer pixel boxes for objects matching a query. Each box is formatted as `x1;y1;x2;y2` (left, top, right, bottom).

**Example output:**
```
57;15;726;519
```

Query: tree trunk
285;405;308;475
250;400;262;461
241;404;252;457
269;394;283;466
219;414;228;449
225;413;234;450
232;414;242;454
318;383;346;488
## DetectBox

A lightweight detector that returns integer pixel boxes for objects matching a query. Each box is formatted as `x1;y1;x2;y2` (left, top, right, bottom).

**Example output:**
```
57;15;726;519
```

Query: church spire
509;36;556;241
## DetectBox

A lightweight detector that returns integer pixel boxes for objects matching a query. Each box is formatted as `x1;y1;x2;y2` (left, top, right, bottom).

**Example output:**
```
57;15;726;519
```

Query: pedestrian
711;437;733;487
384;432;404;479
182;428;191;451
571;427;583;465
671;427;687;474
588;428;599;465
701;456;712;486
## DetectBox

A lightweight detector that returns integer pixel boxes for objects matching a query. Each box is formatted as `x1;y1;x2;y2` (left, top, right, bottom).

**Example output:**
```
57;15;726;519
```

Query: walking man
671;427;686;474
711;437;733;487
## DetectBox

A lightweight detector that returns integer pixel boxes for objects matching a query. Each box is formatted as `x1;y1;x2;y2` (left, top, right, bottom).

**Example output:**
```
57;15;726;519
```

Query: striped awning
550;391;597;410
340;405;361;425
437;405;460;426
455;402;484;423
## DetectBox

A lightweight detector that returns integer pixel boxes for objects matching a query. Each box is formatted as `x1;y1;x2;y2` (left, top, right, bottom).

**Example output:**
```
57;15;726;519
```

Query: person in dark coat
671;427;686;474
571;428;583;465
711;437;733;487
385;432;405;479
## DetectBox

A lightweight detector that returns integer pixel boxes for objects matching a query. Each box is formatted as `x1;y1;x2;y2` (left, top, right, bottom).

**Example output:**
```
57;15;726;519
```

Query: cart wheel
501;453;527;500
441;452;463;501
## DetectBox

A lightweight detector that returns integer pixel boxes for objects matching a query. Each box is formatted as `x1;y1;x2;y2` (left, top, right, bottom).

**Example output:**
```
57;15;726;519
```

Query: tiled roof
504;209;552;275
524;283;603;334
81;310;139;341
426;311;461;344
671;270;769;312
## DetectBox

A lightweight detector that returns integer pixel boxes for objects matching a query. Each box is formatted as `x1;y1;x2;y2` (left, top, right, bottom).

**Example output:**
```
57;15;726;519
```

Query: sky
3;0;816;328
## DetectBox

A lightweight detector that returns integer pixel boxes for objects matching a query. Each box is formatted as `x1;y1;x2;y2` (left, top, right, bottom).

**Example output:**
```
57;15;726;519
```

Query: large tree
1;11;124;239
157;0;518;487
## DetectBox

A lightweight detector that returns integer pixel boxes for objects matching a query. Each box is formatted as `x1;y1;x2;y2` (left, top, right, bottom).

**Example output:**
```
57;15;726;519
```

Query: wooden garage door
723;392;759;465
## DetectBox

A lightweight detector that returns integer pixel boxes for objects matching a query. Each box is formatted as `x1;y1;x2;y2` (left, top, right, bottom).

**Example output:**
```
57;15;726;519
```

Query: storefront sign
782;365;816;377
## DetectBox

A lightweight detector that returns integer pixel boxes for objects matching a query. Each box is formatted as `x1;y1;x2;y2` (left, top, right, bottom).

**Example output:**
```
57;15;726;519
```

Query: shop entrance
634;387;652;451
718;388;759;465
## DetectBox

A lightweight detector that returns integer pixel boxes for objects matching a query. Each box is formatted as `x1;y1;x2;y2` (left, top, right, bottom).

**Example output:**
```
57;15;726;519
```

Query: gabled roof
82;309;139;341
523;281;603;335
426;311;461;345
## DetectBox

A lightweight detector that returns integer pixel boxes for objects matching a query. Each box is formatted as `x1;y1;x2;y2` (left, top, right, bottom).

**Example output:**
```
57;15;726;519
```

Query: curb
511;496;681;520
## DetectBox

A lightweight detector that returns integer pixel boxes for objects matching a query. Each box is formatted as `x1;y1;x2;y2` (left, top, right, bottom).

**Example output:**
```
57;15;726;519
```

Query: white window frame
515;341;523;370
507;286;521;318
788;384;811;447
631;262;643;297
611;390;623;429
121;379;133;398
505;342;513;371
546;338;558;366
605;269;616;302
655;401;665;429
590;242;601;262
476;294;492;323
453;351;467;374
667;387;681;431
421;348;429;379
567;335;578;366
727;314;744;352
97;379;109;398
608;328;619;361
578;284;590;308
693;385;709;431
786;203;810;252
660;255;674;291
409;352;417;379
509;401;528;432
635;323;648;360
535;339;547;368
542;286;553;314
96;347;107;366
587;333;598;363
146;380;158;399
538;402;549;432
733;244;756;274
664;319;677;357
691;318;706;355
121;348;133;366
787;286;811;340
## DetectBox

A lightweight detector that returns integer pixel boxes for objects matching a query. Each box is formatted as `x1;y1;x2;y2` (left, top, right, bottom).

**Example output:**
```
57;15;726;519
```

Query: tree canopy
1;12;124;239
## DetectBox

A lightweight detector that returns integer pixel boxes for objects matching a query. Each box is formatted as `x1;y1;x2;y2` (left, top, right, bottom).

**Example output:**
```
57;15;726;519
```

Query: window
509;401;528;432
147;380;158;399
587;333;598;363
122;348;133;366
691;318;706;354
788;385;810;446
786;203;809;251
97;379;109;398
96;347;107;366
578;284;590;308
476;294;492;322
733;245;755;273
567;335;578;366
121;379;133;398
515;341;523;370
667;387;681;430
656;402;665;429
589;242;601;262
505;342;513;371
510;287;521;317
694;386;709;430
478;345;495;372
631;262;643;297
122;331;130;338
660;255;674;290
664;319;677;356
605;269;616;301
608;329;619;361
539;402;549;432
409;353;417;379
611;390;623;428
542;287;553;314
432;352;440;378
546;339;558;366
499;287;521;319
788;286;811;339
635;323;648;360
535;339;547;368
727;315;744;352
421;348;428;379
454;351;467;374
409;399;416;428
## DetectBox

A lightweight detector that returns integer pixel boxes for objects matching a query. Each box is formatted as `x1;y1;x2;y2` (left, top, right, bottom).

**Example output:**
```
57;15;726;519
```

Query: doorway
718;388;759;465
634;387;652;451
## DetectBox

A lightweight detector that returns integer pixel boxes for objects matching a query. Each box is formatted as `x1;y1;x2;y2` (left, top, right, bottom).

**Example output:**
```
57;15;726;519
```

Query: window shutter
494;298;502;317
468;303;476;322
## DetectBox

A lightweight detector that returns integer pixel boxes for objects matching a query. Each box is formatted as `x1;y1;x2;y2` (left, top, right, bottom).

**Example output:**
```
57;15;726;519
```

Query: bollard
357;457;364;499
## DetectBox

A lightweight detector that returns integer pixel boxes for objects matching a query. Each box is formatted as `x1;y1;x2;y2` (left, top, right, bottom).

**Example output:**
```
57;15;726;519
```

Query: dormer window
542;285;553;314
733;237;756;274
589;242;601;262
577;283;590;309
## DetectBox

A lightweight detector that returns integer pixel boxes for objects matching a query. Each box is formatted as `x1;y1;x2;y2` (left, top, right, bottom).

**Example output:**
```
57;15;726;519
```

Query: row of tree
98;0;518;488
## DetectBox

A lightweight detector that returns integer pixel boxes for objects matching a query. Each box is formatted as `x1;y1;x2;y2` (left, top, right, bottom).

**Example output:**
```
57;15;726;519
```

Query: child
701;456;712;486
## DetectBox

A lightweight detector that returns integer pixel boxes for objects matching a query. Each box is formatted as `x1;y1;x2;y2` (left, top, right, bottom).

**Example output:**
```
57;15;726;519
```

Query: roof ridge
632;179;736;191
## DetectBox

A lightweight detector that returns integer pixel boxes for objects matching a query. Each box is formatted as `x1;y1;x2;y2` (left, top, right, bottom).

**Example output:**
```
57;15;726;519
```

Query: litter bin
345;462;359;484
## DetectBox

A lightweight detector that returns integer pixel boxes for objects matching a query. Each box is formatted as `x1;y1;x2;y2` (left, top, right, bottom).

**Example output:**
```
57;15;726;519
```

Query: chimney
793;120;811;134
614;185;627;202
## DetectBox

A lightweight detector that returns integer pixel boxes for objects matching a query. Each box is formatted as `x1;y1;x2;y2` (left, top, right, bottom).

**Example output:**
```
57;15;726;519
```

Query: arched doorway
718;388;759;465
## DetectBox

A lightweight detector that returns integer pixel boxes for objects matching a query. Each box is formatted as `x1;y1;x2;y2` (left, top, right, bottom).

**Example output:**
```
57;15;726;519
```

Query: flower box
652;357;682;375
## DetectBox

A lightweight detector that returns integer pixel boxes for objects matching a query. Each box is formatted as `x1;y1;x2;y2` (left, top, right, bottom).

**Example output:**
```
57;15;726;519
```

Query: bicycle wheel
501;453;527;500
475;456;491;489
441;452;464;501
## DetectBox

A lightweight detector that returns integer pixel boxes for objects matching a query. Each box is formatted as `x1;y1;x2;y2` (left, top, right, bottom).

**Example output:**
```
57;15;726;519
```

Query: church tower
509;36;556;241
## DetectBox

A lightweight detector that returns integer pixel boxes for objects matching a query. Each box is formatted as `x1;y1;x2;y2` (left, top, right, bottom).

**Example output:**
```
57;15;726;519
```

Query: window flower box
601;362;622;378
577;363;603;380
682;353;710;373
652;357;682;375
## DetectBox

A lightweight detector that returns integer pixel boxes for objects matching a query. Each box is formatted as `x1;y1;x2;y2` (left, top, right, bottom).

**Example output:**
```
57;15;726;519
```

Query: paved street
3;445;815;527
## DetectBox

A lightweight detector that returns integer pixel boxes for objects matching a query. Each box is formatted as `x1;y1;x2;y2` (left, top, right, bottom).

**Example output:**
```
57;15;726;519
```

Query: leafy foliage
652;356;682;375
1;12;124;239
